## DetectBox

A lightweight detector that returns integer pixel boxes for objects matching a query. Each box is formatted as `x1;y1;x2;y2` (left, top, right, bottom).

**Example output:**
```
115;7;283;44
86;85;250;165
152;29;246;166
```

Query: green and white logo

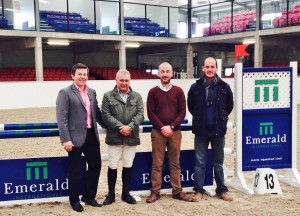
259;122;273;135
245;121;286;145
255;79;279;103
243;71;290;109
3;160;68;198
26;162;48;180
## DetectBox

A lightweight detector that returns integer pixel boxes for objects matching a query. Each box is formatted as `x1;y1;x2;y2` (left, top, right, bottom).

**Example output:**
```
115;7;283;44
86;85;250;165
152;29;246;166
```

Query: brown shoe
192;192;203;202
172;192;192;202
146;192;160;203
217;192;233;201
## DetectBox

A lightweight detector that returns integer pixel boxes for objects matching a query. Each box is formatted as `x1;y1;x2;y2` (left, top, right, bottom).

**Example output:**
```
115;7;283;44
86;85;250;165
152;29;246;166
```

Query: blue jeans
194;133;228;196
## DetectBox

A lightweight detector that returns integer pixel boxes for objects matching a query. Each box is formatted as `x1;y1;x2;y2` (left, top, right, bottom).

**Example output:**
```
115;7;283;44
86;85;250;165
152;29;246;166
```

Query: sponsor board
0;150;213;204
0;157;86;202
131;150;213;191
242;68;292;171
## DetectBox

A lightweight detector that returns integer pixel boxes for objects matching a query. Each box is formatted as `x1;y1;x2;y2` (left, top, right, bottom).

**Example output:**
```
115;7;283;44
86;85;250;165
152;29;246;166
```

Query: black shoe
81;197;103;207
121;193;137;204
103;193;115;205
71;202;84;212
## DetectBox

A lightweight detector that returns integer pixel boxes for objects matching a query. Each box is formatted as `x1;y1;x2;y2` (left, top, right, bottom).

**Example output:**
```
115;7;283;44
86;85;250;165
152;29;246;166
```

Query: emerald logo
26;162;48;180
255;79;279;102
259;122;273;135
246;121;286;144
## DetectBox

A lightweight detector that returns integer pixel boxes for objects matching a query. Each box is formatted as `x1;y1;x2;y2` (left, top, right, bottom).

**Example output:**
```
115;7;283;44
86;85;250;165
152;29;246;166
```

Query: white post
216;59;222;77
278;61;300;188
225;62;254;194
35;37;43;81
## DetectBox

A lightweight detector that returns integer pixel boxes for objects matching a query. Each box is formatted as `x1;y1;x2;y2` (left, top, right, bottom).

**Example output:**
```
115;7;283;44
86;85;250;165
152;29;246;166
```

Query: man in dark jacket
187;57;234;202
101;69;144;205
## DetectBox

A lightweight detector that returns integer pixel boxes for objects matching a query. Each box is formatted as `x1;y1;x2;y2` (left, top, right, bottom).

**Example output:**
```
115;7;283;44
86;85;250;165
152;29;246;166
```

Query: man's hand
161;125;174;137
63;141;74;152
119;125;132;136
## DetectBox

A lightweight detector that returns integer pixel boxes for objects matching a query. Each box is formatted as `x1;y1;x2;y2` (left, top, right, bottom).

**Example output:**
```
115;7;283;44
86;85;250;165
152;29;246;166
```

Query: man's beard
161;77;171;84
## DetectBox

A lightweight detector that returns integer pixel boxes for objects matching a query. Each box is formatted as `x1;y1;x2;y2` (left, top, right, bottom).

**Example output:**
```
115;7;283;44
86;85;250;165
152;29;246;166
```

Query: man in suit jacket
56;63;105;212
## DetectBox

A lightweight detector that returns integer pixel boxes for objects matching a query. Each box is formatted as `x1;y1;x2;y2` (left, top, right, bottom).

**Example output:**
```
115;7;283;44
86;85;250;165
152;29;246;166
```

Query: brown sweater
147;85;186;131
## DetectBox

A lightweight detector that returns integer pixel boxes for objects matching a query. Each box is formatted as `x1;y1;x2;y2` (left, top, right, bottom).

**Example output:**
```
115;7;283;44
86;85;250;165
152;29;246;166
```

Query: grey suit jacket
56;83;105;147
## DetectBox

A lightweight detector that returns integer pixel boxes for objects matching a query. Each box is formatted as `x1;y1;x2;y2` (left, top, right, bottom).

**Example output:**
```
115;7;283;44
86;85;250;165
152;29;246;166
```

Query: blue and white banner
242;67;293;171
242;110;292;170
0;150;213;204
131;150;213;191
0;157;86;202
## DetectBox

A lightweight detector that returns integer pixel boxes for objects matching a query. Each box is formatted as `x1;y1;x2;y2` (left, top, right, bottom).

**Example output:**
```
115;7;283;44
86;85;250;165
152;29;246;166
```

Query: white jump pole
225;62;254;194
277;61;300;188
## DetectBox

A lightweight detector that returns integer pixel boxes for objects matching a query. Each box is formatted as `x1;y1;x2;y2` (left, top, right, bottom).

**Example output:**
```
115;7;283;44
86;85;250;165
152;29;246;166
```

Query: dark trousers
68;129;101;205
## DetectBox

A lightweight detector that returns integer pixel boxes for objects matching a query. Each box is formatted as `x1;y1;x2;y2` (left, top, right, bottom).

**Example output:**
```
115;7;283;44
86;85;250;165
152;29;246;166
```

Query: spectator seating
39;10;96;33
273;4;300;27
0;67;36;82
124;16;168;37
2;64;298;82
89;67;158;80
43;67;95;81
203;10;256;36
43;67;72;81
0;14;9;28
0;66;158;82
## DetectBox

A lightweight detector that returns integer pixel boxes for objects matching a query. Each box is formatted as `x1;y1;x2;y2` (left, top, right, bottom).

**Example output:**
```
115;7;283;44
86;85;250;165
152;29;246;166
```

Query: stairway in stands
40;19;55;32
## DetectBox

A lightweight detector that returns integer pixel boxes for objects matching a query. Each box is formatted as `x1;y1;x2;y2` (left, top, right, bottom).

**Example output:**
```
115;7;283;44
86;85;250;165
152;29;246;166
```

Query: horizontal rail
0;122;235;139
0;124;190;139
0;118;191;131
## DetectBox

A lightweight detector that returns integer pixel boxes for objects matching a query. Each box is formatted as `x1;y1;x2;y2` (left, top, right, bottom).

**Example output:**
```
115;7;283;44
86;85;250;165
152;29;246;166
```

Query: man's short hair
71;63;89;76
203;57;218;68
116;69;131;80
158;62;173;71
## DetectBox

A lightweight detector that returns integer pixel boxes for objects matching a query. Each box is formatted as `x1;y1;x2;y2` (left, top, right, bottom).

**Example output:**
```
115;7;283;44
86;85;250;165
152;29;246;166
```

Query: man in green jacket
101;69;144;205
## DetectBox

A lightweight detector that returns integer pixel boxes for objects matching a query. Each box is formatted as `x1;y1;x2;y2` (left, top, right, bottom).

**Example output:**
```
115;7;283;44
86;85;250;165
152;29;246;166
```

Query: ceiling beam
137;43;188;55
72;42;119;54
261;36;300;47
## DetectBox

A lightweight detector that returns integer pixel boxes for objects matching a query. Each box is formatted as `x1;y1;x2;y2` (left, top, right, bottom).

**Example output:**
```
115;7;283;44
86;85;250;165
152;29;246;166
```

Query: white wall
0;79;192;110
1;78;300;110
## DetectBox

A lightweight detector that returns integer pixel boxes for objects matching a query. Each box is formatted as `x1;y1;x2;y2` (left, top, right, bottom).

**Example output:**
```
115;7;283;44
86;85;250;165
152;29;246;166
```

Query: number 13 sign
252;168;282;194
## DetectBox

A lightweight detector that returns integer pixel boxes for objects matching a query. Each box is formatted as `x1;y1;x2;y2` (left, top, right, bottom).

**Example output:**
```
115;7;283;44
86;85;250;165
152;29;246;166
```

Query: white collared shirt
74;83;92;128
158;83;172;92
117;88;130;103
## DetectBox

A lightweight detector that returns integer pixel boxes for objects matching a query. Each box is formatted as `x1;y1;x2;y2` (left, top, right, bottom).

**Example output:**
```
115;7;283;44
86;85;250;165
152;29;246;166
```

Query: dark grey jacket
56;83;105;147
101;86;144;146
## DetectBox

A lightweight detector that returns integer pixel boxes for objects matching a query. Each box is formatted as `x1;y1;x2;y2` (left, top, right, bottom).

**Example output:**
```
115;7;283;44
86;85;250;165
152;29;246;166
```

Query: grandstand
0;0;300;82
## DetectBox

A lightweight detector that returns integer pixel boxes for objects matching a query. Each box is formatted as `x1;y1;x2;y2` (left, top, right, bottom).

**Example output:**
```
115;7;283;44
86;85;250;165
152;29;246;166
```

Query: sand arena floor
0;106;300;216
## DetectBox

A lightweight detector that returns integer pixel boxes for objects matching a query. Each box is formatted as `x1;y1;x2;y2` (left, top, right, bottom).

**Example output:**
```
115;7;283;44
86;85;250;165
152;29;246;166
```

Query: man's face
202;58;217;80
158;64;173;85
72;68;88;88
116;73;130;94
